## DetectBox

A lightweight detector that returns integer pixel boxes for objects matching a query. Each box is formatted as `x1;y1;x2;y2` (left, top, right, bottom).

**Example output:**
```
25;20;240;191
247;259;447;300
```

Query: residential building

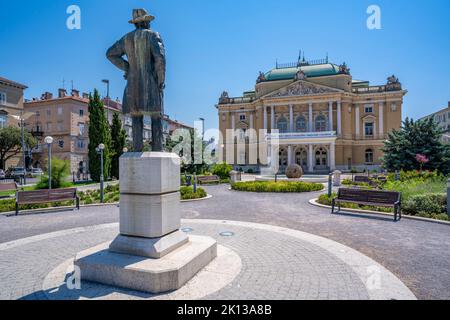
0;76;28;169
24;89;90;174
216;55;406;173
419;101;450;143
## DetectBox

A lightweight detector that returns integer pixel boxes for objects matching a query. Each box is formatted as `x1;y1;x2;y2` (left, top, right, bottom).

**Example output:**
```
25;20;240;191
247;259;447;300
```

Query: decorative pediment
265;80;341;98
238;121;249;129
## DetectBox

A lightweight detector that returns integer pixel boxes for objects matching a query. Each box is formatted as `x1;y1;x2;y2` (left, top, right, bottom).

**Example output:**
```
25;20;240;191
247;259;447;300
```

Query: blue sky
1;0;450;131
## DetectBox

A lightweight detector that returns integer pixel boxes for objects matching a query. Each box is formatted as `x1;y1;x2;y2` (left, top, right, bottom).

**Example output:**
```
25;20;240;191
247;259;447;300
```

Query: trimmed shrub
232;181;324;193
180;186;207;200
403;193;447;216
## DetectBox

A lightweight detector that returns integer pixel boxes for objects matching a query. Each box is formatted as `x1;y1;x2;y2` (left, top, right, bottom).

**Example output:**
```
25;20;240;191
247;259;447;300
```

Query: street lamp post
97;143;105;203
20;115;27;186
44;136;54;190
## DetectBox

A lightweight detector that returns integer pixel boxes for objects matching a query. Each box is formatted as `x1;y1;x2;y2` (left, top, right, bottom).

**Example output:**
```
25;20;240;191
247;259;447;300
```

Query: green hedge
231;181;324;193
180;186;207;200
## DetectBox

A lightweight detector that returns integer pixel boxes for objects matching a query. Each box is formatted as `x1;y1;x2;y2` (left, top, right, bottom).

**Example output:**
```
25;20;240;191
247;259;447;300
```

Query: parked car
6;167;26;179
30;168;44;177
0;169;5;180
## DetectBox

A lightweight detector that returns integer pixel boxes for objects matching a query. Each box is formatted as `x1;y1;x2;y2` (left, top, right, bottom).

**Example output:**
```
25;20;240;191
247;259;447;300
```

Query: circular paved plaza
0;184;448;300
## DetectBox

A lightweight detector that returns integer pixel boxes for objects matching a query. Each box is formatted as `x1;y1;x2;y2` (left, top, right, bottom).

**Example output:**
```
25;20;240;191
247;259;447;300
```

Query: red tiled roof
0;76;28;89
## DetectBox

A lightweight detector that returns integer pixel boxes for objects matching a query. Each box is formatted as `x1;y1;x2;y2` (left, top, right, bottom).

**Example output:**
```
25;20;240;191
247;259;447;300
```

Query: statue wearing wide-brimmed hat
107;8;166;152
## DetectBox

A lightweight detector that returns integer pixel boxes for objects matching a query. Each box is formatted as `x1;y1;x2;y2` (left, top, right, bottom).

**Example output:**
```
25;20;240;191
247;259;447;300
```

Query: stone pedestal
74;152;217;293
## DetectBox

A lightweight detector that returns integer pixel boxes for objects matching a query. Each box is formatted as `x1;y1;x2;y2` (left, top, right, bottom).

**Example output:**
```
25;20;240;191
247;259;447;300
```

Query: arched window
296;116;307;132
295;148;307;167
279;148;288;166
277;117;288;133
315;115;327;132
365;149;374;164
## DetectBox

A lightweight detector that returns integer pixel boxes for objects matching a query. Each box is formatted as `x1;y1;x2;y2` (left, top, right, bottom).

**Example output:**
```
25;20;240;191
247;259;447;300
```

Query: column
288;145;293;166
328;101;333;131
271;106;275;130
231;113;235;130
329;143;336;170
308;144;314;173
379;102;384;137
308;102;313;132
355;105;360;137
263;106;267;130
289;105;294;132
337;101;342;136
250;113;254;130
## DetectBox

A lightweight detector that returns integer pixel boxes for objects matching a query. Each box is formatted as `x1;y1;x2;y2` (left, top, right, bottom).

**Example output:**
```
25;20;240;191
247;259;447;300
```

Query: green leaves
0;126;36;169
382;117;450;174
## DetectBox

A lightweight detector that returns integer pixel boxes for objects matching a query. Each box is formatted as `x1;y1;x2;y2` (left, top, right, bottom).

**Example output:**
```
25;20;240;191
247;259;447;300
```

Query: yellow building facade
216;57;406;173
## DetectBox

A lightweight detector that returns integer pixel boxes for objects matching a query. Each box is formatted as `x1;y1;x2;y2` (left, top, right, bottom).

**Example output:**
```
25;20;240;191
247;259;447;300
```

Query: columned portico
328;101;333;131
263;106;267;130
289;105;294;132
337;101;342;136
270;106;275;130
308;102;313;132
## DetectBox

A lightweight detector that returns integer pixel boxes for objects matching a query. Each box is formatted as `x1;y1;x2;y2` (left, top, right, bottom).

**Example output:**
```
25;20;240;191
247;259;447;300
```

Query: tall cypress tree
88;89;111;182
110;112;127;179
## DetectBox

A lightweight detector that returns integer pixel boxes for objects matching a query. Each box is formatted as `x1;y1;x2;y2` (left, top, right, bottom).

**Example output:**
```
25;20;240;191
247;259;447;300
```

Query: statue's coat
107;29;166;115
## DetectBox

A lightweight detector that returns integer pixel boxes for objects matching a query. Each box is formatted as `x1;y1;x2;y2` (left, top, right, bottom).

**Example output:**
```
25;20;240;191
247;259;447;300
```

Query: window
57;107;63;116
365;149;374;164
57;121;63;132
0;113;7;128
364;104;374;114
0;92;6;105
47;109;51;116
46;122;52;131
365;122;374;136
315;115;327;132
296;116;307;132
35;111;40;117
239;114;246;121
77;140;85;149
277;117;288;133
79;123;85;135
315;148;328;166
79;109;84;117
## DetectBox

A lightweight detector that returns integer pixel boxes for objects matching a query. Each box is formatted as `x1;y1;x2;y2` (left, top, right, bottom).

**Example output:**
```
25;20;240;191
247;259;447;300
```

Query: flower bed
318;172;449;221
231;181;324;193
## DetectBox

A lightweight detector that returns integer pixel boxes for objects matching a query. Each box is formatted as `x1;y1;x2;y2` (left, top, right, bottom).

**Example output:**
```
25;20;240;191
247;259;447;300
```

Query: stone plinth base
74;236;217;294
109;230;189;259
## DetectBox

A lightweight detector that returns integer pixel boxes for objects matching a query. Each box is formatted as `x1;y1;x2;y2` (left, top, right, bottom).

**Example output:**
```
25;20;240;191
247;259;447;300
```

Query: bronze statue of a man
107;8;166;152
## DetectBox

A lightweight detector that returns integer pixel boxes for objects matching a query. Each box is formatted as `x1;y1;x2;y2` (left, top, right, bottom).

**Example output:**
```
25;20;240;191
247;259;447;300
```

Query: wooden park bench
197;175;220;185
15;188;80;215
0;182;18;199
331;188;402;221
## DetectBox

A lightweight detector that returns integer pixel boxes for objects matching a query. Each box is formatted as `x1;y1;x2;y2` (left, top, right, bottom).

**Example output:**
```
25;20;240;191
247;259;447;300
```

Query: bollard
447;178;450;216
328;173;333;198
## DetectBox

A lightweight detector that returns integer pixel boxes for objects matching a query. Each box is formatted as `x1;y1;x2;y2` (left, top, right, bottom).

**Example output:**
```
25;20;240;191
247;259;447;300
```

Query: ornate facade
216;56;407;173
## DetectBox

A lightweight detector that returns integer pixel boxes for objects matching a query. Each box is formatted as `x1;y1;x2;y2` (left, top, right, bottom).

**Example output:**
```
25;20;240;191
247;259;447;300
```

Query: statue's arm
106;37;129;76
151;32;166;89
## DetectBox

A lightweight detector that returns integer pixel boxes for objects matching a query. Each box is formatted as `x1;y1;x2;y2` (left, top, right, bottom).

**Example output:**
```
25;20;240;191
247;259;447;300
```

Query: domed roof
264;63;341;81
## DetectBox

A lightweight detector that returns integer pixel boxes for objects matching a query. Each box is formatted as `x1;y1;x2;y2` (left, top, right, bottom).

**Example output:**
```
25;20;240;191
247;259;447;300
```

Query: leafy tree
36;157;71;189
0;126;36;170
165;129;212;174
211;163;233;180
88;89;111;182
382;118;450;174
110;112;127;179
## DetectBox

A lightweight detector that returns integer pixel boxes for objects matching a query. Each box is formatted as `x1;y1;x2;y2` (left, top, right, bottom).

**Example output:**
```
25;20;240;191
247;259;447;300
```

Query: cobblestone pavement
0;184;449;299
0;221;415;300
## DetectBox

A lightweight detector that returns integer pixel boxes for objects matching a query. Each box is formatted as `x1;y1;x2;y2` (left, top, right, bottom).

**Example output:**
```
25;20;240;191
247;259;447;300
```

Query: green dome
265;63;340;81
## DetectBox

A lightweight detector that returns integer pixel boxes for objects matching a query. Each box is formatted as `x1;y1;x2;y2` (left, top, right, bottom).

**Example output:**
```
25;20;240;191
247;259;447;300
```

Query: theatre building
216;56;407;173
